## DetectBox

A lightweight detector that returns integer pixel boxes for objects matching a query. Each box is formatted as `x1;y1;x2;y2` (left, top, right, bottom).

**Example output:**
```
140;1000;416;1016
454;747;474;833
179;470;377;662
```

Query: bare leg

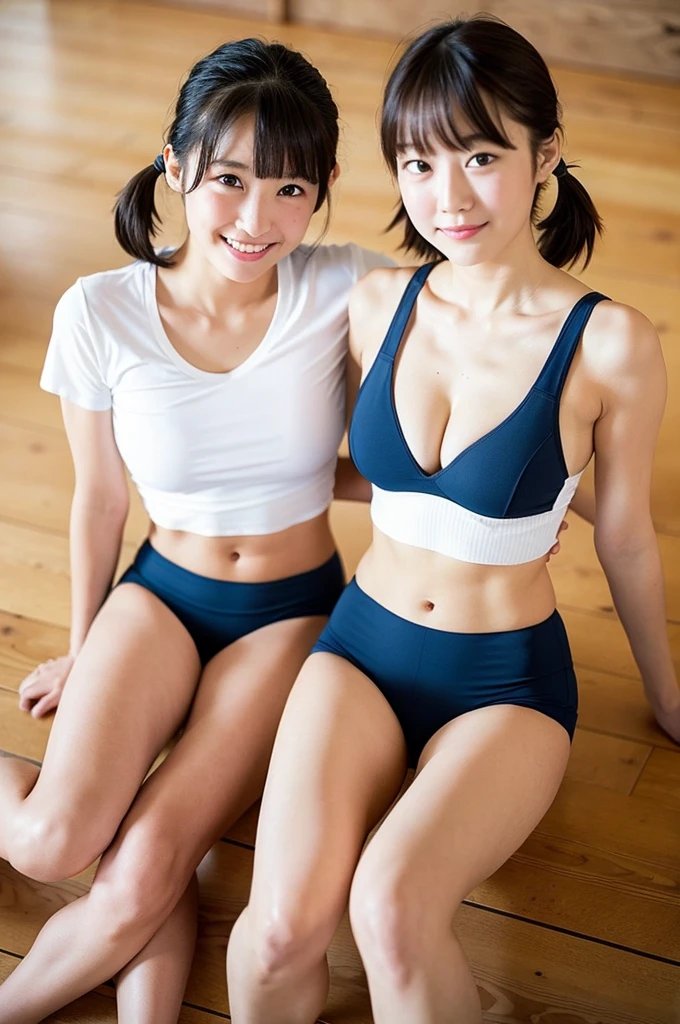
0;616;324;1024
227;652;408;1024
0;583;201;881
115;875;199;1024
349;704;571;1024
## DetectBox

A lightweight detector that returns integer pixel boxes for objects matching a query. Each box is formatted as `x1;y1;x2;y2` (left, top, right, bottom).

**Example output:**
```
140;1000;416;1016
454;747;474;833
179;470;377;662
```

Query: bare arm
569;482;595;525
333;344;372;502
333;270;399;504
64;400;130;650
589;305;679;741
18;399;129;716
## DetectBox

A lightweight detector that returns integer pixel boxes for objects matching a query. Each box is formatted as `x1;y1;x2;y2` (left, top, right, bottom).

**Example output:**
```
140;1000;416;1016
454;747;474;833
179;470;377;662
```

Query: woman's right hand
18;654;76;718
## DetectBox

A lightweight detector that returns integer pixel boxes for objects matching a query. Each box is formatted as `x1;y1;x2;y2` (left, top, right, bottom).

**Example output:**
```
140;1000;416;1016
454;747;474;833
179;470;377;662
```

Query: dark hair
381;17;603;268
115;39;339;267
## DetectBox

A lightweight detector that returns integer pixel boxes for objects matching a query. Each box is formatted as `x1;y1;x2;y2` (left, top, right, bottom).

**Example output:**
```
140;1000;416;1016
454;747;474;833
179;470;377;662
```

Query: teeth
225;237;271;254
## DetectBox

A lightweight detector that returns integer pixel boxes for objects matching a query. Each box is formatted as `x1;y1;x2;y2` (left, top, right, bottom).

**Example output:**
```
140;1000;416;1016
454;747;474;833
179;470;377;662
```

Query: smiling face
396;112;558;267
165;115;326;283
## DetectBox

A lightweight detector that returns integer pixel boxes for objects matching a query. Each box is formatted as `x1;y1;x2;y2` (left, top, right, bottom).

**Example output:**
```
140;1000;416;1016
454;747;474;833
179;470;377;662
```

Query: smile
223;236;275;254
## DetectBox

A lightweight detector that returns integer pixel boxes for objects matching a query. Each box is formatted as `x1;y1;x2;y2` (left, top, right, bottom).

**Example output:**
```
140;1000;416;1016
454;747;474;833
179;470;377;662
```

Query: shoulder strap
379;263;437;361
536;292;610;397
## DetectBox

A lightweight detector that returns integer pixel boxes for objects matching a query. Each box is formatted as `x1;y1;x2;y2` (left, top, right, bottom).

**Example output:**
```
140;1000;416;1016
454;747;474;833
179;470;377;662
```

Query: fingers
546;519;571;561
30;692;61;719
17;656;72;716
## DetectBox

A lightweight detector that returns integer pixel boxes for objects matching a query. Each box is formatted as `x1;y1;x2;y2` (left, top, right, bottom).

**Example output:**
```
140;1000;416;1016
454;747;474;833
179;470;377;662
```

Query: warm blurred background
0;1;678;1021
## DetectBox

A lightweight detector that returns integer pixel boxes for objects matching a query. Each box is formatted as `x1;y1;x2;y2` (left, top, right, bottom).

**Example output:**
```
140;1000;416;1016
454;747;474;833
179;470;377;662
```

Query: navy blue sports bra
349;263;609;565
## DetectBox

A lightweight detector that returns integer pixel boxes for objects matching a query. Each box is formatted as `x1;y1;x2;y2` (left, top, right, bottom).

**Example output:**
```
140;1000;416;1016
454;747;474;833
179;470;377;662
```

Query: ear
162;144;184;193
535;135;561;183
328;162;341;189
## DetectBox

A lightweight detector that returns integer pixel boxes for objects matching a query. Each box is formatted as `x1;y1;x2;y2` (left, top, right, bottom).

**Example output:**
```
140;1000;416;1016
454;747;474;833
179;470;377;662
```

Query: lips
221;235;277;262
438;223;487;240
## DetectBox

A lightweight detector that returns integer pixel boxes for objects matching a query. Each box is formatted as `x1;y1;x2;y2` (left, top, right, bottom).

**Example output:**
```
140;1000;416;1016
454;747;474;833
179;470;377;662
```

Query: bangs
186;81;331;195
386;53;514;163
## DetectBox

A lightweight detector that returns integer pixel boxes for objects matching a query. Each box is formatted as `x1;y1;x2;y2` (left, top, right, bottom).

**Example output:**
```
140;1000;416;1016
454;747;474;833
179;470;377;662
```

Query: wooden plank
456;901;680;1024
0;364;63;433
633;748;680;814
157;0;286;19
564;607;680;681
0;612;69;693
577;666;679;752
0;688;51;760
287;0;680;80
565;729;651;795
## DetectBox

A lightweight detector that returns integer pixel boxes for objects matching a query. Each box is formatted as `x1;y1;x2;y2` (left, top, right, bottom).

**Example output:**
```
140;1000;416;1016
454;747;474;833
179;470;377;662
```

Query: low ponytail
114;161;174;268
537;163;603;269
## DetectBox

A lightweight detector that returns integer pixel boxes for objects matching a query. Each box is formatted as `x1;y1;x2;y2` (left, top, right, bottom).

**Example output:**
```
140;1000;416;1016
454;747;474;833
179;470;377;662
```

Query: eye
467;153;495;168
403;159;431;175
278;183;305;197
218;174;243;188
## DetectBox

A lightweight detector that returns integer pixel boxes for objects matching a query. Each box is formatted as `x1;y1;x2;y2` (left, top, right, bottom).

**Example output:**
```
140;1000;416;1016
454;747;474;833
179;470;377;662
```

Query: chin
214;252;276;282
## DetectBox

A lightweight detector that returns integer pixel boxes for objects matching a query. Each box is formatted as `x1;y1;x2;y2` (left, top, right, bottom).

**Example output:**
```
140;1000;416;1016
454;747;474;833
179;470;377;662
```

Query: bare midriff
148;510;336;583
355;528;557;633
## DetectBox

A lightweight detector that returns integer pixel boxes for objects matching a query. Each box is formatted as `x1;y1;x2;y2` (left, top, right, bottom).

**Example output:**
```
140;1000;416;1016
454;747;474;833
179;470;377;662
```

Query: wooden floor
0;1;679;1021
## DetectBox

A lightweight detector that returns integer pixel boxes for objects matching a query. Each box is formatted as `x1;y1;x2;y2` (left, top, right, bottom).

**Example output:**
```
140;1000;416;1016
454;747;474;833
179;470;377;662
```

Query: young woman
227;17;680;1024
0;39;393;1024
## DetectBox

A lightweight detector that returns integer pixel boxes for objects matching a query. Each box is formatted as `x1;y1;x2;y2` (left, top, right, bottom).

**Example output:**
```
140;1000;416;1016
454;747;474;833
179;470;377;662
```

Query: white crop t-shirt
41;244;393;536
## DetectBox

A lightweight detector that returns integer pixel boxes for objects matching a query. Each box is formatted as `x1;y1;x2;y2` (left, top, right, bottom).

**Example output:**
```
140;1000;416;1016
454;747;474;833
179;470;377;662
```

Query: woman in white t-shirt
0;39;390;1023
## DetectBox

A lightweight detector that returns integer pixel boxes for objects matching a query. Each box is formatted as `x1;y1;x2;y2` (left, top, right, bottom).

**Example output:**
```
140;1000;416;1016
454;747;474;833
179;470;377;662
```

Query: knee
92;827;187;940
349;861;427;988
245;899;336;980
8;807;101;882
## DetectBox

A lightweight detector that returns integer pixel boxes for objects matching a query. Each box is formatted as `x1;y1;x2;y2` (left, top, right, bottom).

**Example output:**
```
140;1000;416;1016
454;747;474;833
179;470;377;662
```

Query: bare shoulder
349;265;418;364
580;297;664;383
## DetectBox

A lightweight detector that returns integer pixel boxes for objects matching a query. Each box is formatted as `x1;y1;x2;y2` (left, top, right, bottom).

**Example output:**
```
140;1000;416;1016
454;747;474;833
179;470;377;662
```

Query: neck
438;226;553;318
158;237;278;316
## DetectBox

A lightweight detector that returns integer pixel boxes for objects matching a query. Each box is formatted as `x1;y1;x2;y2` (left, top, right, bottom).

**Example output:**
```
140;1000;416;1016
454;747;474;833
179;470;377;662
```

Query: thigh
249;651;409;929
357;704;571;913
24;583;201;846
94;615;331;899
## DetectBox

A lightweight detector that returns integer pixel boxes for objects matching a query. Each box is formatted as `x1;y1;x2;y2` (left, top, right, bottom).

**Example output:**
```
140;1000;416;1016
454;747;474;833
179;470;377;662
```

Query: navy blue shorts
311;579;578;766
118;541;345;665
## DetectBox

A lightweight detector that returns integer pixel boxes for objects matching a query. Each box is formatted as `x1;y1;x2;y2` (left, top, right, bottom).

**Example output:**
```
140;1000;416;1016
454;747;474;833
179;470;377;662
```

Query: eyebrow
396;132;495;152
211;159;251;171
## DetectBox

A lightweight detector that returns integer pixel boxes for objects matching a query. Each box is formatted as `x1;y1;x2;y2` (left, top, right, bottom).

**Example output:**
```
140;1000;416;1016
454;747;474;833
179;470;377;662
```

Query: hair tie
553;158;568;179
153;154;166;174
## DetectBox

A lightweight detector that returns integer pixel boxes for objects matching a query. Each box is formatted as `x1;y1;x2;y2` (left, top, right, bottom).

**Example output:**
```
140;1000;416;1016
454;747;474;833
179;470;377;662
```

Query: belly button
230;551;241;562
423;600;435;612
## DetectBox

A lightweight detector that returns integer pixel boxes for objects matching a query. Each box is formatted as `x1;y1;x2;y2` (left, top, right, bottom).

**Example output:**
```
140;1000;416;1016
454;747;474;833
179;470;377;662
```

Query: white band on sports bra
370;472;584;566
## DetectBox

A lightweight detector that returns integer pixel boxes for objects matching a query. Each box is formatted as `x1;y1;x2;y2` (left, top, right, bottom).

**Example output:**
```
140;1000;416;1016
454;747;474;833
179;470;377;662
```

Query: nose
438;163;474;214
234;188;273;239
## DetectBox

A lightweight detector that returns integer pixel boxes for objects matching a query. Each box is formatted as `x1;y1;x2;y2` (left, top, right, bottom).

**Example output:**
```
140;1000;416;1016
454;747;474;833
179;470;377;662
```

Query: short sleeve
350;244;398;281
40;280;112;411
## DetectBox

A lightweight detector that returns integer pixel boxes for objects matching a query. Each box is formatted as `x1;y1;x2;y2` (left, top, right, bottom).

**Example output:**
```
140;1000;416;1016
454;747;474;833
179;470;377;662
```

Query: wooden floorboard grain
1;1;678;1019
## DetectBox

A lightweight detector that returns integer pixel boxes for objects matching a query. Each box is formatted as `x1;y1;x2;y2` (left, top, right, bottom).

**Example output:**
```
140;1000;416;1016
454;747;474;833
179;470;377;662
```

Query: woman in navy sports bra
229;17;680;1024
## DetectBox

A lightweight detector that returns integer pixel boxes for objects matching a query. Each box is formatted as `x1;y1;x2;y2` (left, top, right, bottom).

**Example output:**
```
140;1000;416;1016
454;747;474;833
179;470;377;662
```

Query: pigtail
114;163;175;268
537;164;603;269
